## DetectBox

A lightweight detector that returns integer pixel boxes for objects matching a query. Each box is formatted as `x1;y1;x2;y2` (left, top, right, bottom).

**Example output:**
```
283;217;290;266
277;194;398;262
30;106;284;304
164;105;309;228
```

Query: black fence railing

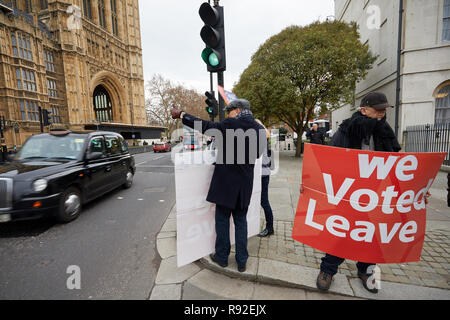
404;123;450;166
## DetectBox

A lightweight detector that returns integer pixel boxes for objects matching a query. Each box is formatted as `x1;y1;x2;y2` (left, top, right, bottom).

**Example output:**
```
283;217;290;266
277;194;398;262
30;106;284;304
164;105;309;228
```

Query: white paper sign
175;150;262;267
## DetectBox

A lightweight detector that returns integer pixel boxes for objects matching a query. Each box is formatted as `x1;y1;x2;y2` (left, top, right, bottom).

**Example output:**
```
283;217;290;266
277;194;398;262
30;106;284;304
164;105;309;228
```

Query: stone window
47;78;57;98
11;32;33;61
44;49;55;72
435;83;450;123
24;0;32;13
83;0;92;19
111;0;119;36
444;0;450;41
40;0;48;10
93;85;113;122
16;68;37;92
98;0;106;28
50;106;61;123
19;100;39;122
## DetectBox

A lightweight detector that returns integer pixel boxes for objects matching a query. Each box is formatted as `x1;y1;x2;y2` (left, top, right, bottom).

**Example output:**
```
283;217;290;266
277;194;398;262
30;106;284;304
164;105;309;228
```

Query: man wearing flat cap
171;99;266;273
315;92;402;294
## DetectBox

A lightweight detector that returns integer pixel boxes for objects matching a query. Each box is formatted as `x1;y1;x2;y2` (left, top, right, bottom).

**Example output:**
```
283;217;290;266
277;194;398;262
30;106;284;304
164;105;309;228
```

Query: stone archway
89;71;125;123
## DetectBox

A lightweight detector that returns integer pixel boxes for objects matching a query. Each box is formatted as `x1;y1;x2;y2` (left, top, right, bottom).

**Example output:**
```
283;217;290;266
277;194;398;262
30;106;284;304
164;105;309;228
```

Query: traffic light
205;91;218;118
43;109;52;126
199;2;226;73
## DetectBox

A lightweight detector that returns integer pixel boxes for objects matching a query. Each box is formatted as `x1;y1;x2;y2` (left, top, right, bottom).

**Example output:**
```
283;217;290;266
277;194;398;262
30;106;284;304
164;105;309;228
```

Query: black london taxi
0;130;135;224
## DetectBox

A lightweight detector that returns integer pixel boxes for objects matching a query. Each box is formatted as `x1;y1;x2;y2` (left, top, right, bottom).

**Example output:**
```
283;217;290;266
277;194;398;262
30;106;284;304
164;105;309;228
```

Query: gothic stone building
0;0;164;149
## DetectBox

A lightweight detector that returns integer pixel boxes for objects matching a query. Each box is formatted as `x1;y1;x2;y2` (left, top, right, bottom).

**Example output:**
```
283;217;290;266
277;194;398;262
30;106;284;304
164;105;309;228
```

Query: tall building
0;0;164;149
332;0;450;143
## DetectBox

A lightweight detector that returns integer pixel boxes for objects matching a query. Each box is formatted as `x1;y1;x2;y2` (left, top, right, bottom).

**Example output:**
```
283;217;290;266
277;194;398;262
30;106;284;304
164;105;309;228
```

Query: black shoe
358;271;379;294
258;229;274;238
238;265;246;273
210;254;228;268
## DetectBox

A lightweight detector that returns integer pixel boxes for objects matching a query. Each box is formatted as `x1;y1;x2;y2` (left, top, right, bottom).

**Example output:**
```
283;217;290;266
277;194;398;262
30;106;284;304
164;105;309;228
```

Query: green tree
234;20;376;157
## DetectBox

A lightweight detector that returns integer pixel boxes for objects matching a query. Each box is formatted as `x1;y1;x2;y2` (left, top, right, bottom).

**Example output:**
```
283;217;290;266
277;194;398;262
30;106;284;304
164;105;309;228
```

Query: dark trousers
261;175;274;232
320;254;375;276
215;204;249;268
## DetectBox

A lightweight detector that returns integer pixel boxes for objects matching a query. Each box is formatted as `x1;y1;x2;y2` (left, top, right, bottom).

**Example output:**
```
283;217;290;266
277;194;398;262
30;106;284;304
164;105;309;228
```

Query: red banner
292;144;446;264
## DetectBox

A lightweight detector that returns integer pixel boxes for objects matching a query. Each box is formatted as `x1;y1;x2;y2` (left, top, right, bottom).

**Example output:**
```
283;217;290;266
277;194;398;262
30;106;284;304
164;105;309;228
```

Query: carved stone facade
0;0;161;148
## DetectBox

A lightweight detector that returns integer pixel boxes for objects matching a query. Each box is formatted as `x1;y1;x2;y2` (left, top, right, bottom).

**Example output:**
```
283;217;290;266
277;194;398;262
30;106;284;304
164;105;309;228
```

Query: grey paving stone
157;237;177;259
160;218;177;232
155;256;201;285
349;278;450;300
257;258;354;297
150;284;182;300
252;283;307;300
185;270;255;300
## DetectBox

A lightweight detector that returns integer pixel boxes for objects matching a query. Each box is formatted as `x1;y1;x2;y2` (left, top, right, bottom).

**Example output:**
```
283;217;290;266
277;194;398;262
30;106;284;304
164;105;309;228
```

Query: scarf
236;109;254;119
340;111;401;152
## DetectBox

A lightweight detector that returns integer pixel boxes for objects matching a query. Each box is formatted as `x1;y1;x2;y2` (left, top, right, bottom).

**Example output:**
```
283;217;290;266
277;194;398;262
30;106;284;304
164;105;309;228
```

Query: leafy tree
234;20;376;157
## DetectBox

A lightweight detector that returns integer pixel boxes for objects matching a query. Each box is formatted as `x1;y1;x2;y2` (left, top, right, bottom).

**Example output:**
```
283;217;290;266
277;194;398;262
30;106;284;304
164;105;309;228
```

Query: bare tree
146;74;208;139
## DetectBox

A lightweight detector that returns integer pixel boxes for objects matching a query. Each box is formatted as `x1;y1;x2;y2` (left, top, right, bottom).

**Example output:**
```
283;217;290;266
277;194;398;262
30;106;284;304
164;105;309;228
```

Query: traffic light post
199;1;226;121
39;107;52;133
205;91;219;121
0;116;7;162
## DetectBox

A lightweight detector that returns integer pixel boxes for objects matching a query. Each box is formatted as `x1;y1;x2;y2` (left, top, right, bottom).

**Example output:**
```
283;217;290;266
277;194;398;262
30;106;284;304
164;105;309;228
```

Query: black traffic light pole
39;107;44;133
0;116;7;162
217;72;225;121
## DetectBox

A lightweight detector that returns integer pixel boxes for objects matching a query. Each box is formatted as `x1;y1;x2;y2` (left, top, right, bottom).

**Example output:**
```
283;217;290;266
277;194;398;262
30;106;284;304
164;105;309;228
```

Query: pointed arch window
93;86;113;122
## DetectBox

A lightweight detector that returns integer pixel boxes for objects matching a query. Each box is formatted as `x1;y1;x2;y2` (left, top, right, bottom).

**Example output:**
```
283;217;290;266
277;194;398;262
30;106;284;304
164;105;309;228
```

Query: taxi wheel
123;168;134;189
56;187;82;223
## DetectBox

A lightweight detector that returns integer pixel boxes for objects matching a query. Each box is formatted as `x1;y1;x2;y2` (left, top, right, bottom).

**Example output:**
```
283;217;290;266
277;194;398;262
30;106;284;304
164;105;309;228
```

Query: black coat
306;129;325;145
330;111;401;152
182;113;266;210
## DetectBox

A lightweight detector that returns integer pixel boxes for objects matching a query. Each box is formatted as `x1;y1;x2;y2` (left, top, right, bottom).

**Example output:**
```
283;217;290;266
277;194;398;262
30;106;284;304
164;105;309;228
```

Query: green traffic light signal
201;48;220;67
199;2;226;73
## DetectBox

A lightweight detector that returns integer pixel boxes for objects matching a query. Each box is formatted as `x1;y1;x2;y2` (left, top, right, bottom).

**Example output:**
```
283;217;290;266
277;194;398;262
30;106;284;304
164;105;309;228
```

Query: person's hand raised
171;107;182;119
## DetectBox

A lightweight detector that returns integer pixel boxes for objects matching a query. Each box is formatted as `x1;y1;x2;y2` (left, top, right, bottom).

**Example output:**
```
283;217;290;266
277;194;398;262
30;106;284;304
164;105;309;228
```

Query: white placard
175;151;262;267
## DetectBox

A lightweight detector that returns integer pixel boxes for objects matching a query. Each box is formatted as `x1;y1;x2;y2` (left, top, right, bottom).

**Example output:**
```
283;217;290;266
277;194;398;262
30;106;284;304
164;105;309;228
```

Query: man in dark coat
171;100;266;272
306;124;325;145
316;92;401;294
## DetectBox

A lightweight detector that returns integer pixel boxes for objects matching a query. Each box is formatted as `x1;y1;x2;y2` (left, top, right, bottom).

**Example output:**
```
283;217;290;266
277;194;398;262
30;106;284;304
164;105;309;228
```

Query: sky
139;0;335;96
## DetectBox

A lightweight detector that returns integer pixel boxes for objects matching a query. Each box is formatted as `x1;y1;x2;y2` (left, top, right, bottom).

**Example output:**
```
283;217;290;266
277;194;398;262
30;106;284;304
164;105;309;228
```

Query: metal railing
404;123;450;166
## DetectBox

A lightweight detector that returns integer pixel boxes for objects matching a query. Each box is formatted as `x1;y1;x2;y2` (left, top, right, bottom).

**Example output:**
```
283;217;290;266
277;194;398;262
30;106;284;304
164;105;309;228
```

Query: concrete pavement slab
257;258;355;297
157;237;177;259
150;284;182;300
252;283;307;300
184;269;255;300
160;218;176;232
155;256;201;285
